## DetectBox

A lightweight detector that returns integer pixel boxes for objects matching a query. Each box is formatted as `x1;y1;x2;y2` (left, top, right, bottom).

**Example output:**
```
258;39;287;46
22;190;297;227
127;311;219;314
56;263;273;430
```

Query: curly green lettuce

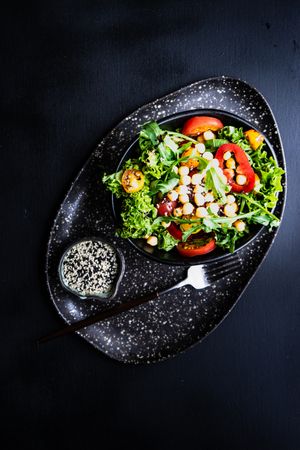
118;188;157;239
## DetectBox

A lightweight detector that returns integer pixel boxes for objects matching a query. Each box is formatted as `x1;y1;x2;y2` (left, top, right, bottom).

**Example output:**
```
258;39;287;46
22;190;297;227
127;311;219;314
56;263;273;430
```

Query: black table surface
1;1;299;449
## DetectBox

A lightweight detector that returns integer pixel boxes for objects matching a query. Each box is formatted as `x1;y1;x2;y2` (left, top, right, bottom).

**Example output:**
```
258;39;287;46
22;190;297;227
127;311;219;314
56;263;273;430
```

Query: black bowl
111;109;278;265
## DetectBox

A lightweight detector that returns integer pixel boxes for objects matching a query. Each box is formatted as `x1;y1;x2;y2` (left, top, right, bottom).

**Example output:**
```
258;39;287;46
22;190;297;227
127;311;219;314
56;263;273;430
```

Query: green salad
102;115;284;257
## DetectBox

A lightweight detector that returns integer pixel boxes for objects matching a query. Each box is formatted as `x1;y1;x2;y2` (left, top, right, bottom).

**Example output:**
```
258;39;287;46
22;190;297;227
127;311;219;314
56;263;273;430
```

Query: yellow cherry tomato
181;146;200;169
244;129;264;150
121;169;145;193
180;215;200;232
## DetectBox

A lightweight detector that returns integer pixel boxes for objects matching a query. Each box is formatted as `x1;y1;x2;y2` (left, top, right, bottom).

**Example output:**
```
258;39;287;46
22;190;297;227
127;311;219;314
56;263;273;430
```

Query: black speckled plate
46;76;286;364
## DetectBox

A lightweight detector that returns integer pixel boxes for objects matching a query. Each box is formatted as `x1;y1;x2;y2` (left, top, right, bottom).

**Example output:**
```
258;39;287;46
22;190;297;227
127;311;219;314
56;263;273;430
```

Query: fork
38;255;240;344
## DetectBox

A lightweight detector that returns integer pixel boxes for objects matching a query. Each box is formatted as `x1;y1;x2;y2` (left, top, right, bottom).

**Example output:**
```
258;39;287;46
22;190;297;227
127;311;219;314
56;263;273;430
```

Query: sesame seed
61;240;118;297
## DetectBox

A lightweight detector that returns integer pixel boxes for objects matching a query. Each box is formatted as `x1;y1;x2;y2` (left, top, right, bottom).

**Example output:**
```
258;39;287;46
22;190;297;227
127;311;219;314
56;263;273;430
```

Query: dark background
1;1;299;449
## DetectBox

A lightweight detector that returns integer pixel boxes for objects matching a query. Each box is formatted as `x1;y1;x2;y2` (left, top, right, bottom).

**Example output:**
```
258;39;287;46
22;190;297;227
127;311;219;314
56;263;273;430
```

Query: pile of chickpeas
146;131;260;246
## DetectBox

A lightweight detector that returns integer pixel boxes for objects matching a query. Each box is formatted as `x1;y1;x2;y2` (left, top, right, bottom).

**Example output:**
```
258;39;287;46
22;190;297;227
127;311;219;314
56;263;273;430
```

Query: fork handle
37;279;187;344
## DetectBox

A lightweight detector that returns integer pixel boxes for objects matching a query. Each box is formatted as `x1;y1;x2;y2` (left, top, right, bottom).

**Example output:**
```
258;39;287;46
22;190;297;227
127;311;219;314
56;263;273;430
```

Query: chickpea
234;220;246;232
203;130;216;140
180;175;192;185
179;194;190;204
182;202;194;215
147;236;158;246
195;207;208;218
224;203;238;217
191;173;203;185
236;174;247;185
207;203;220;215
167;190;178;202
194;193;205;206
225;158;236;169
175;185;189;195
202;151;214;161
173;207;183;217
223;151;231;161
226;194;236;204
195;143;205;153
178;165;189;176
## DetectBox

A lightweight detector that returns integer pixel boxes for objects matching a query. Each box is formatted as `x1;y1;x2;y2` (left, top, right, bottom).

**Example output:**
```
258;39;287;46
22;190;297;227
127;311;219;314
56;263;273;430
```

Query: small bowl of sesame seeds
58;237;124;300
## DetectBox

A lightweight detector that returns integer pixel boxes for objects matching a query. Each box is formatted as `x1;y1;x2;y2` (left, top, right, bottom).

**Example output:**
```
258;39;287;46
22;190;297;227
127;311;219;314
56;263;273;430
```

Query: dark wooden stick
37;289;167;345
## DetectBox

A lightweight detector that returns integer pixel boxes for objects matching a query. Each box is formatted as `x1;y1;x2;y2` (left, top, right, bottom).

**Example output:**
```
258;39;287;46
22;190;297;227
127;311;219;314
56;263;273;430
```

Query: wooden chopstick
37;290;161;345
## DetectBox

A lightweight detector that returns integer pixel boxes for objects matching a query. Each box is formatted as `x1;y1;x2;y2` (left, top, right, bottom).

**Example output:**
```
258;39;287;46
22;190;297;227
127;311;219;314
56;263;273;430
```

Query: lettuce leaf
119;188;157;239
141;149;164;179
218;126;252;151
157;230;179;251
247;146;285;209
102;170;123;198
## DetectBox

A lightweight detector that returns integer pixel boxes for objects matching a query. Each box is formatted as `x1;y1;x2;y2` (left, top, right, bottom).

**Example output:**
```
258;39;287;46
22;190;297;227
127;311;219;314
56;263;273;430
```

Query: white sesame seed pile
61;240;118;297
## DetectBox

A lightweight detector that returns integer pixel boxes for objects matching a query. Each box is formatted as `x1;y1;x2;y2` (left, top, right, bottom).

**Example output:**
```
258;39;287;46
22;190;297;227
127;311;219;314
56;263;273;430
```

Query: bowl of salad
103;109;284;265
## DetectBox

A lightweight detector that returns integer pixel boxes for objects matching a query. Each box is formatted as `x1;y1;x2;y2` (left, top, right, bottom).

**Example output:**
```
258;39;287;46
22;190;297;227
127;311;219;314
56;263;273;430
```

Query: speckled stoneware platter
46;76;286;364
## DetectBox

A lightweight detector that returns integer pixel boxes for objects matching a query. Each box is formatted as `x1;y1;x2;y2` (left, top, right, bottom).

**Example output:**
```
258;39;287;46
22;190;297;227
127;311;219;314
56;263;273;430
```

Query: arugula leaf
250;214;280;228
163;135;180;154
181;225;202;242
237;193;280;229
215;228;241;253
205;166;229;203
150;174;179;195
178;142;194;153
201;211;257;231
204;138;228;151
166;130;198;144
139;121;163;148
157;142;173;163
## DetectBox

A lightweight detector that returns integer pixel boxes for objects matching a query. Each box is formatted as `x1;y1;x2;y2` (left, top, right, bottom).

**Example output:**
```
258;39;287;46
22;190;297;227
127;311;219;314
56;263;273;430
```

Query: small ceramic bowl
58;237;125;300
112;109;279;266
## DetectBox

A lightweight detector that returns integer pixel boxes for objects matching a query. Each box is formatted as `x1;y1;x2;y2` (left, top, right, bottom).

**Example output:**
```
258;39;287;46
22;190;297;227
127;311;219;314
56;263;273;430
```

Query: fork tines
205;255;241;283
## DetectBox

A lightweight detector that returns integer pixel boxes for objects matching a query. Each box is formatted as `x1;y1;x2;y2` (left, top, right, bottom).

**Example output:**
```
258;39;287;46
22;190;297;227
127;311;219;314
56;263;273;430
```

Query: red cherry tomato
167;222;183;240
177;236;216;257
182;116;224;136
156;198;177;216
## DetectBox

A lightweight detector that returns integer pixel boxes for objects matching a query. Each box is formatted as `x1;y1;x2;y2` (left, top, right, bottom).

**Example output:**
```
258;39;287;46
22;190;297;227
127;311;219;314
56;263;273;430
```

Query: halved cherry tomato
182;116;224;136
121;169;144;193
244;129;264;150
177;235;216;257
156;198;177;216
215;143;255;193
167;222;183;240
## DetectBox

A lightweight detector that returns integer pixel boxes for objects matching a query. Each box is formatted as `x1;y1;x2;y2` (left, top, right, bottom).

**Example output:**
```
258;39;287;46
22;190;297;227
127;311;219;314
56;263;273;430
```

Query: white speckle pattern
46;76;286;364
